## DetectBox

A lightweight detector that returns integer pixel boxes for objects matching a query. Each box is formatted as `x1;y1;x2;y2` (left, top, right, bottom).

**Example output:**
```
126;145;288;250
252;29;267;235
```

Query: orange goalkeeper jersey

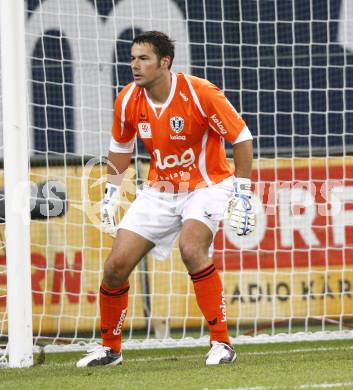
111;72;247;191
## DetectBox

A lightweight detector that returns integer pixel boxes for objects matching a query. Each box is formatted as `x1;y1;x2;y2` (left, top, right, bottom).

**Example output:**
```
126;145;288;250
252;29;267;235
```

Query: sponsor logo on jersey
154;148;195;170
170;134;186;141
210;113;228;135
179;91;188;101
138;122;152;138
170;116;184;133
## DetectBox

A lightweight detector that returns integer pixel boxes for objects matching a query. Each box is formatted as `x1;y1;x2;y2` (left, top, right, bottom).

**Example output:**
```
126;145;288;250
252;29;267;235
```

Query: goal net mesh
1;0;353;352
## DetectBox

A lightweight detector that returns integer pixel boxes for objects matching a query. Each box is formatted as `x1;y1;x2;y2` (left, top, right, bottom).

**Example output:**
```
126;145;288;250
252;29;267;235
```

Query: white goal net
1;0;353;357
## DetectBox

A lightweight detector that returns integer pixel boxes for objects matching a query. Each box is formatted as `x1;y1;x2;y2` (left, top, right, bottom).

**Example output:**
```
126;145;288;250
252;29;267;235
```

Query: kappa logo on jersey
210;113;228;135
138;122;152;138
170;116;184;133
154;148;195;170
179;91;188;101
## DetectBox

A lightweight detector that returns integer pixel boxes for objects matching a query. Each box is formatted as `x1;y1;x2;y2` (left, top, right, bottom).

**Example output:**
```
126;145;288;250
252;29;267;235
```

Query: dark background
27;0;353;158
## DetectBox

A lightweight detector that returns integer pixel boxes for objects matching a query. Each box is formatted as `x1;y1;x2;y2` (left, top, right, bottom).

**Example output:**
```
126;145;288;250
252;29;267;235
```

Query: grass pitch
1;339;353;390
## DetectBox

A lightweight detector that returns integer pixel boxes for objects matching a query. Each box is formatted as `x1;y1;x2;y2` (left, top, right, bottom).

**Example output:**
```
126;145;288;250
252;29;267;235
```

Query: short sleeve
197;80;247;143
111;83;137;143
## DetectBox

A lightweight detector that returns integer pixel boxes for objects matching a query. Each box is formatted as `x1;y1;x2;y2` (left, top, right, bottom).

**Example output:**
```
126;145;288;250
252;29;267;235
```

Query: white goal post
1;0;353;368
1;0;33;368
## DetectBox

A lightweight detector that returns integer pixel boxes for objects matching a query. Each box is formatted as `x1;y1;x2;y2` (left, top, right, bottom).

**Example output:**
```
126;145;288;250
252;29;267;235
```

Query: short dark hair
132;31;175;69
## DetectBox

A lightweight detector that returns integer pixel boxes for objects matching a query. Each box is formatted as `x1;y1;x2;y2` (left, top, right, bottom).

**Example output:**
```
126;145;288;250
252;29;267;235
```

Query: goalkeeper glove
101;182;120;237
225;177;255;236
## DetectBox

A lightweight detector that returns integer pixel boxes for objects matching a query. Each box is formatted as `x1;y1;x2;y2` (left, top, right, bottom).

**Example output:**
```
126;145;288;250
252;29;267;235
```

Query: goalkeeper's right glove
101;182;120;237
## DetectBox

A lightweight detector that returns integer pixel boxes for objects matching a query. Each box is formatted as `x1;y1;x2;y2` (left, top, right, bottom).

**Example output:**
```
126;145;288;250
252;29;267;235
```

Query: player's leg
100;229;154;349
77;187;180;367
77;229;154;367
179;219;236;365
179;219;230;343
179;178;236;364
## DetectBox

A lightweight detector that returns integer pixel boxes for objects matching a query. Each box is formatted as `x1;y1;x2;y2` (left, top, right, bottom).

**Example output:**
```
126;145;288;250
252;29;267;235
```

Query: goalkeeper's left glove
101;182;120;238
224;177;255;236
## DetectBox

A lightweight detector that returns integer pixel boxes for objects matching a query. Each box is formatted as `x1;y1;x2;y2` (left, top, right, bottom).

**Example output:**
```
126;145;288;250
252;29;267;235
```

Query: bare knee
103;252;131;288
179;241;209;273
102;229;154;288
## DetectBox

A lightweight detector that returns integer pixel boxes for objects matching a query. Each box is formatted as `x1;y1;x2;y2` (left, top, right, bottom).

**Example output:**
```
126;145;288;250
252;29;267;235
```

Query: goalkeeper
77;30;255;367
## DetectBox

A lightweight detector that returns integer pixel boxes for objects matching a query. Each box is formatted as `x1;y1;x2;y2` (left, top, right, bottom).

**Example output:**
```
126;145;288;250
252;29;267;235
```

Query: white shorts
118;176;234;261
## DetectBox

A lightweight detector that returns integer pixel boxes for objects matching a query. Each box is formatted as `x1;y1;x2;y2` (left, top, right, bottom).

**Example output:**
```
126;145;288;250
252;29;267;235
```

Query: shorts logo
138;122;152;138
170;116;184;134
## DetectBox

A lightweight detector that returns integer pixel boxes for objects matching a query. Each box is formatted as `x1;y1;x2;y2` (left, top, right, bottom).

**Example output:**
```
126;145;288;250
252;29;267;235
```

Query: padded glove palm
225;178;255;236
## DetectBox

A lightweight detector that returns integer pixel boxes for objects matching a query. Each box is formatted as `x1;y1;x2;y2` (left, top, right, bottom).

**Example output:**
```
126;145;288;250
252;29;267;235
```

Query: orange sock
190;264;230;345
99;281;129;352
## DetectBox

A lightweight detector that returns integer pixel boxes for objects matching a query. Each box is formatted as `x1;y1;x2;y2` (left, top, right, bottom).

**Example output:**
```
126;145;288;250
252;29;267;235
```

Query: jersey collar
144;72;177;119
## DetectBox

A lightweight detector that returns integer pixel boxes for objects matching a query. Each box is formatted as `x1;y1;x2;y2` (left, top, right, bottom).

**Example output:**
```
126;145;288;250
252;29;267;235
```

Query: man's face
131;43;168;88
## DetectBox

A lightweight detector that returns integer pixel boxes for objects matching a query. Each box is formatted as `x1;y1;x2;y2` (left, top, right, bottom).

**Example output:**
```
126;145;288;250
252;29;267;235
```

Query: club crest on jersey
170;116;184;134
138;122;152;138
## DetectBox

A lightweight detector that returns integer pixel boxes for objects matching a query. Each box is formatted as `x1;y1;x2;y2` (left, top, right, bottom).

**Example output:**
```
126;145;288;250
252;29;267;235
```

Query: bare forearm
107;151;132;185
232;140;253;179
